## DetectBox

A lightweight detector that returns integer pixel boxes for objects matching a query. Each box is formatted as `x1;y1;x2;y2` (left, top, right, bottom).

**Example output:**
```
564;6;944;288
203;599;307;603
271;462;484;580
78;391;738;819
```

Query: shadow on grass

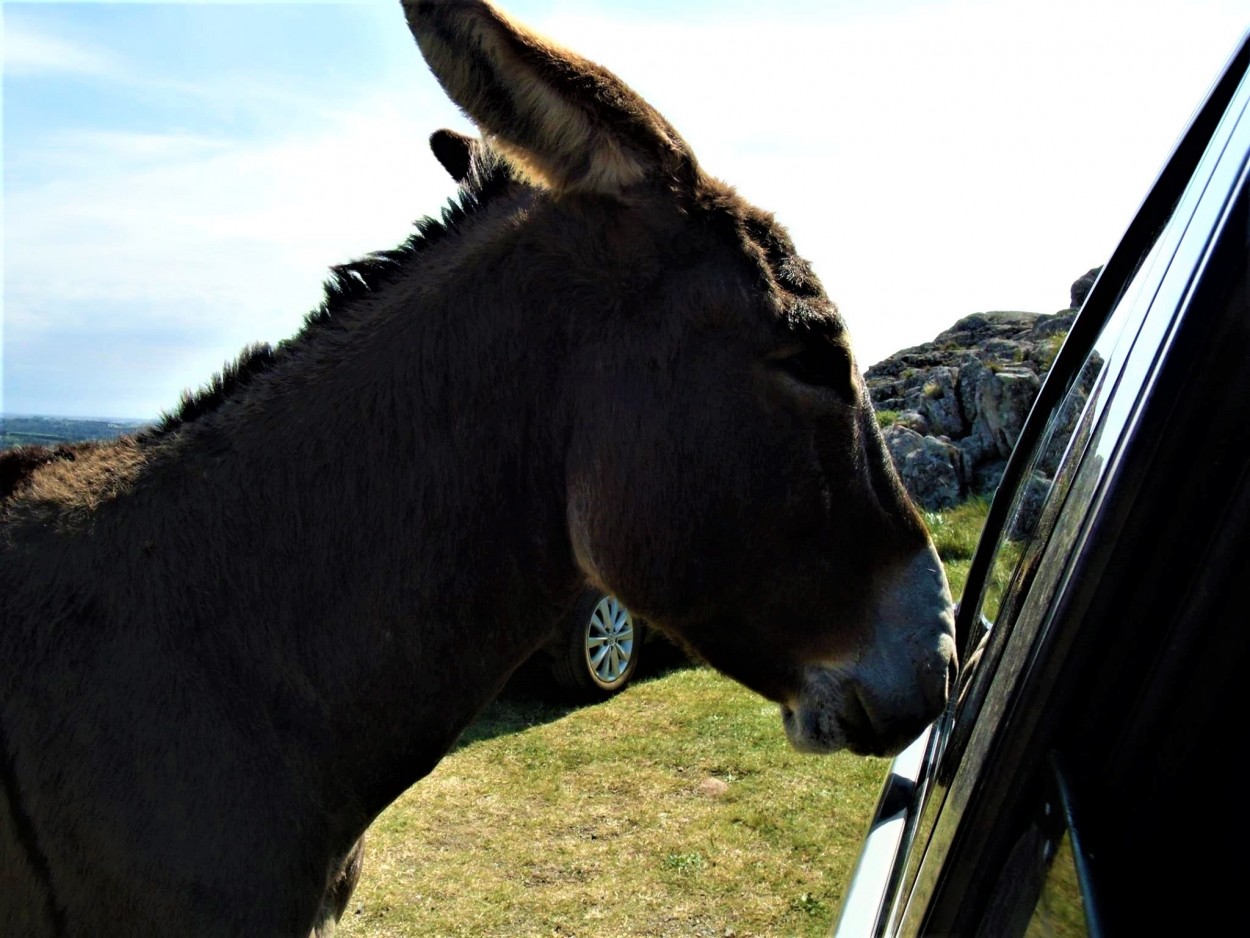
451;636;696;752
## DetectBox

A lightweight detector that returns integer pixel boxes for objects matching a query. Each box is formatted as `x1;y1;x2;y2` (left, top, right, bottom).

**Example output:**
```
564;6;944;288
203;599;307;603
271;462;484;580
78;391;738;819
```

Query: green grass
1038;333;1066;371
339;500;996;937
924;496;989;600
874;408;900;429
923;496;1022;619
339;667;887;937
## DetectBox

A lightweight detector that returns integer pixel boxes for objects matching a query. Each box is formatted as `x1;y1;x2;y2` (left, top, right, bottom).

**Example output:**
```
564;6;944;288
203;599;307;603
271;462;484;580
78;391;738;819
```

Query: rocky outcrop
867;272;1096;510
880;427;964;510
1069;266;1102;309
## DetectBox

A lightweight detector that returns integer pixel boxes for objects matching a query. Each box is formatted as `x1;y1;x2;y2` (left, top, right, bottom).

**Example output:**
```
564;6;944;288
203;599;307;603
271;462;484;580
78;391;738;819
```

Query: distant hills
0;415;151;451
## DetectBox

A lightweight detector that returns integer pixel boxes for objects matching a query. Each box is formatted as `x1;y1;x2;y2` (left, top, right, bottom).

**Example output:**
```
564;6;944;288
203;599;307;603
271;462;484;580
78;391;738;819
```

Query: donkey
0;2;957;935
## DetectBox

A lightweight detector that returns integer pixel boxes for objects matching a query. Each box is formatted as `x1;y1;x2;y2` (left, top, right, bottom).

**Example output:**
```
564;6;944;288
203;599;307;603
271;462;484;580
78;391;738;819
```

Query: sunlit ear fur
403;0;696;196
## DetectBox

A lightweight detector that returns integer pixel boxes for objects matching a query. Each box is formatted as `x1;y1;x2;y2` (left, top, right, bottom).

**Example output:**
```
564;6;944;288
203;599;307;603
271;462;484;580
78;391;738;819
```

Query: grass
924;496;989;599
338;500;996;938
924;495;1022;619
874;408;900;429
339;666;887;938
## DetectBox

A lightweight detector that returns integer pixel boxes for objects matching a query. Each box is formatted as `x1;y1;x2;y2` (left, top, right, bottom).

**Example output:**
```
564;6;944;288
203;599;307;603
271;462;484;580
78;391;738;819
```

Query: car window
1017;165;1250;937
944;39;1250;780
1024;828;1085;938
949;233;1154;758
881;242;1153;938
883;45;1250;937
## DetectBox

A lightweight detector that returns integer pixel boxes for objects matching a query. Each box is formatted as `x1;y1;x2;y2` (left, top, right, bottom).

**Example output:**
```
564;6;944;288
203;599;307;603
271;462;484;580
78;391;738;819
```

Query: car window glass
960;63;1250;688
884;44;1250;938
1015;79;1250;938
944;75;1250;738
896;173;1207;936
973;233;1159;635
887;272;1146;935
940;236;1156;762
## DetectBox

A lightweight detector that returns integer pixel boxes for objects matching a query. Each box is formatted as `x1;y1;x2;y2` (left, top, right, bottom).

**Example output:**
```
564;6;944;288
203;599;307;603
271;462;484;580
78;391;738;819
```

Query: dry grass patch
339;666;888;938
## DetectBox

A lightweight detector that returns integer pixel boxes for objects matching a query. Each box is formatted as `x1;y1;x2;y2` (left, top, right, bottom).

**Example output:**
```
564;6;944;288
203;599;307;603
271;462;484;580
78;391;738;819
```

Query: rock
976;367;1041;459
881;426;964;511
1070;266;1103;309
866;271;1094;507
894;410;929;434
955;356;990;462
1010;471;1053;539
919;366;966;438
969;457;1009;496
697;777;730;798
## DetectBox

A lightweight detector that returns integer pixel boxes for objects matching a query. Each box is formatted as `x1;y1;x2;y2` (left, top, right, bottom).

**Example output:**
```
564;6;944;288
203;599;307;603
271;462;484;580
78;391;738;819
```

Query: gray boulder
1070;266;1103;309
919;366;966;439
976;367;1041;459
867;272;1095;509
881;426;965;511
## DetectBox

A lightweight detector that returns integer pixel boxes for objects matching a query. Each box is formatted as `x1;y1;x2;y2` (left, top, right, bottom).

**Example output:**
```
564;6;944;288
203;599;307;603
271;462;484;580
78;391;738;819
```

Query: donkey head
405;0;956;757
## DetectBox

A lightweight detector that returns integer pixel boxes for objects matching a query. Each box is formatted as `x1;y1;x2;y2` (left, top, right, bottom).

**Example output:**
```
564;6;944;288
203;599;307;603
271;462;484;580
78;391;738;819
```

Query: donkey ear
403;0;695;195
429;129;478;183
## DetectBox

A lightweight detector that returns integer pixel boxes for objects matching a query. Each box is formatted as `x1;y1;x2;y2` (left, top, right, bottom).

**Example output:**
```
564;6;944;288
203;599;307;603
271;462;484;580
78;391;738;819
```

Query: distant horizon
3;412;153;425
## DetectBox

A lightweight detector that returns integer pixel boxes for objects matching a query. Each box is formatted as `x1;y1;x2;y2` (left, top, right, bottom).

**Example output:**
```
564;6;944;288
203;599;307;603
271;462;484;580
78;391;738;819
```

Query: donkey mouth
781;690;894;757
781;656;954;758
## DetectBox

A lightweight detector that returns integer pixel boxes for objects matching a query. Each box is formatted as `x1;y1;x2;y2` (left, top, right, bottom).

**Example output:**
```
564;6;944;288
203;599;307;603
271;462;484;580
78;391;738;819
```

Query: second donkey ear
402;0;697;196
429;129;478;184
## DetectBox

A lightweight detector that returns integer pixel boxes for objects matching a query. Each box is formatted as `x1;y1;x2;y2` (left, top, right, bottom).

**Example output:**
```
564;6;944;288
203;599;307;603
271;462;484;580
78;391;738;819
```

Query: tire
550;591;645;700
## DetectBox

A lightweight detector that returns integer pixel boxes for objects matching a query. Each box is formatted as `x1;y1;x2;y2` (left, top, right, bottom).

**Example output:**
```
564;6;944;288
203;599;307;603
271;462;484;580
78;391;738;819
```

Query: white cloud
2;19;123;78
5;78;470;416
8;102;447;317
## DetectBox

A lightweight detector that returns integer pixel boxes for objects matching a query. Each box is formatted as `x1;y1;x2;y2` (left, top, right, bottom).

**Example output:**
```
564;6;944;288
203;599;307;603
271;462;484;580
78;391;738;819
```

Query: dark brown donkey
0;2;957;935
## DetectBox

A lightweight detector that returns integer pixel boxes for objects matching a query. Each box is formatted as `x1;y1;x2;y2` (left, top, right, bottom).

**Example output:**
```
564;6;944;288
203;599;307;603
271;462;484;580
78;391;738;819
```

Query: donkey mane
0;442;102;502
147;145;514;439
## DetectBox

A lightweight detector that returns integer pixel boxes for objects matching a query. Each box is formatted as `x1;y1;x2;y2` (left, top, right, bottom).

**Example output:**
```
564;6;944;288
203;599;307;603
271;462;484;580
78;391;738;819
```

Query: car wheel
550;591;644;699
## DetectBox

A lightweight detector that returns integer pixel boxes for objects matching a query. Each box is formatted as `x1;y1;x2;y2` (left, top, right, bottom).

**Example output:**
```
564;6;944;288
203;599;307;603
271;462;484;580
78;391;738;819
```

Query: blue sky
3;0;1247;420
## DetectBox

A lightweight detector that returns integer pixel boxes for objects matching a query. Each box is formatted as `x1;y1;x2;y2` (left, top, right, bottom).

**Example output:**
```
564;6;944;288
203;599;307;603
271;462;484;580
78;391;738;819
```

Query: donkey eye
774;342;856;401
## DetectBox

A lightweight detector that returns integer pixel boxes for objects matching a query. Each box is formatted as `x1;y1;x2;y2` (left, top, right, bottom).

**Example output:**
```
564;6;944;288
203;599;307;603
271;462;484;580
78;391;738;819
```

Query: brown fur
0;2;955;935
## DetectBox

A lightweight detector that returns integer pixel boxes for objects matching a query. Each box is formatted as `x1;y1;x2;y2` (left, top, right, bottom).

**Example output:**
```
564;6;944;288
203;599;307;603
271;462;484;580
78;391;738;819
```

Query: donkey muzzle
783;546;958;756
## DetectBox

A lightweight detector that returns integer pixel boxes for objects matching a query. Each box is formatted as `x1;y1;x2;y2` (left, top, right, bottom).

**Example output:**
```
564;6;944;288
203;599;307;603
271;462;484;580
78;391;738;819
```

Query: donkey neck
132;203;582;831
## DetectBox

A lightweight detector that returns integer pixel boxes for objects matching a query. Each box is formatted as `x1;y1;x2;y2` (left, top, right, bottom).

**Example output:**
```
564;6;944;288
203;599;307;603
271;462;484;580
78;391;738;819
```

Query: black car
836;28;1250;938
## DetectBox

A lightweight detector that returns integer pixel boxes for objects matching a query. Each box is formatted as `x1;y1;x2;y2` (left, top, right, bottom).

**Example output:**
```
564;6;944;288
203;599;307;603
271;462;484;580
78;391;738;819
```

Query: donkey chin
783;550;958;758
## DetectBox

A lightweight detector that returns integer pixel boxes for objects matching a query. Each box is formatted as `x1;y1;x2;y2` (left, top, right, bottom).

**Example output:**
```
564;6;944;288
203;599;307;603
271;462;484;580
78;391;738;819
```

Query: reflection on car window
931;233;1176;812
874;39;1250;938
902;227;1180;936
977;234;1165;632
1024;830;1087;937
951;234;1167;722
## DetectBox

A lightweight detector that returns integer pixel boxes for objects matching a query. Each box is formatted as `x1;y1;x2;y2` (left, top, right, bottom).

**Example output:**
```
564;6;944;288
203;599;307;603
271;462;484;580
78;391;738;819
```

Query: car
835;27;1250;938
541;589;649;700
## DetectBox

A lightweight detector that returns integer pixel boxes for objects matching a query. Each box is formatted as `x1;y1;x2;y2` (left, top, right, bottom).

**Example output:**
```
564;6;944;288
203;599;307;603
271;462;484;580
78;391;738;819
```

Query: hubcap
585;595;636;686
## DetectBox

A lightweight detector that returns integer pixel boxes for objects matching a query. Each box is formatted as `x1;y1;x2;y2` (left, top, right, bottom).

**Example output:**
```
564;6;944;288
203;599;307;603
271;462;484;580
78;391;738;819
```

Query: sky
3;0;1247;421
